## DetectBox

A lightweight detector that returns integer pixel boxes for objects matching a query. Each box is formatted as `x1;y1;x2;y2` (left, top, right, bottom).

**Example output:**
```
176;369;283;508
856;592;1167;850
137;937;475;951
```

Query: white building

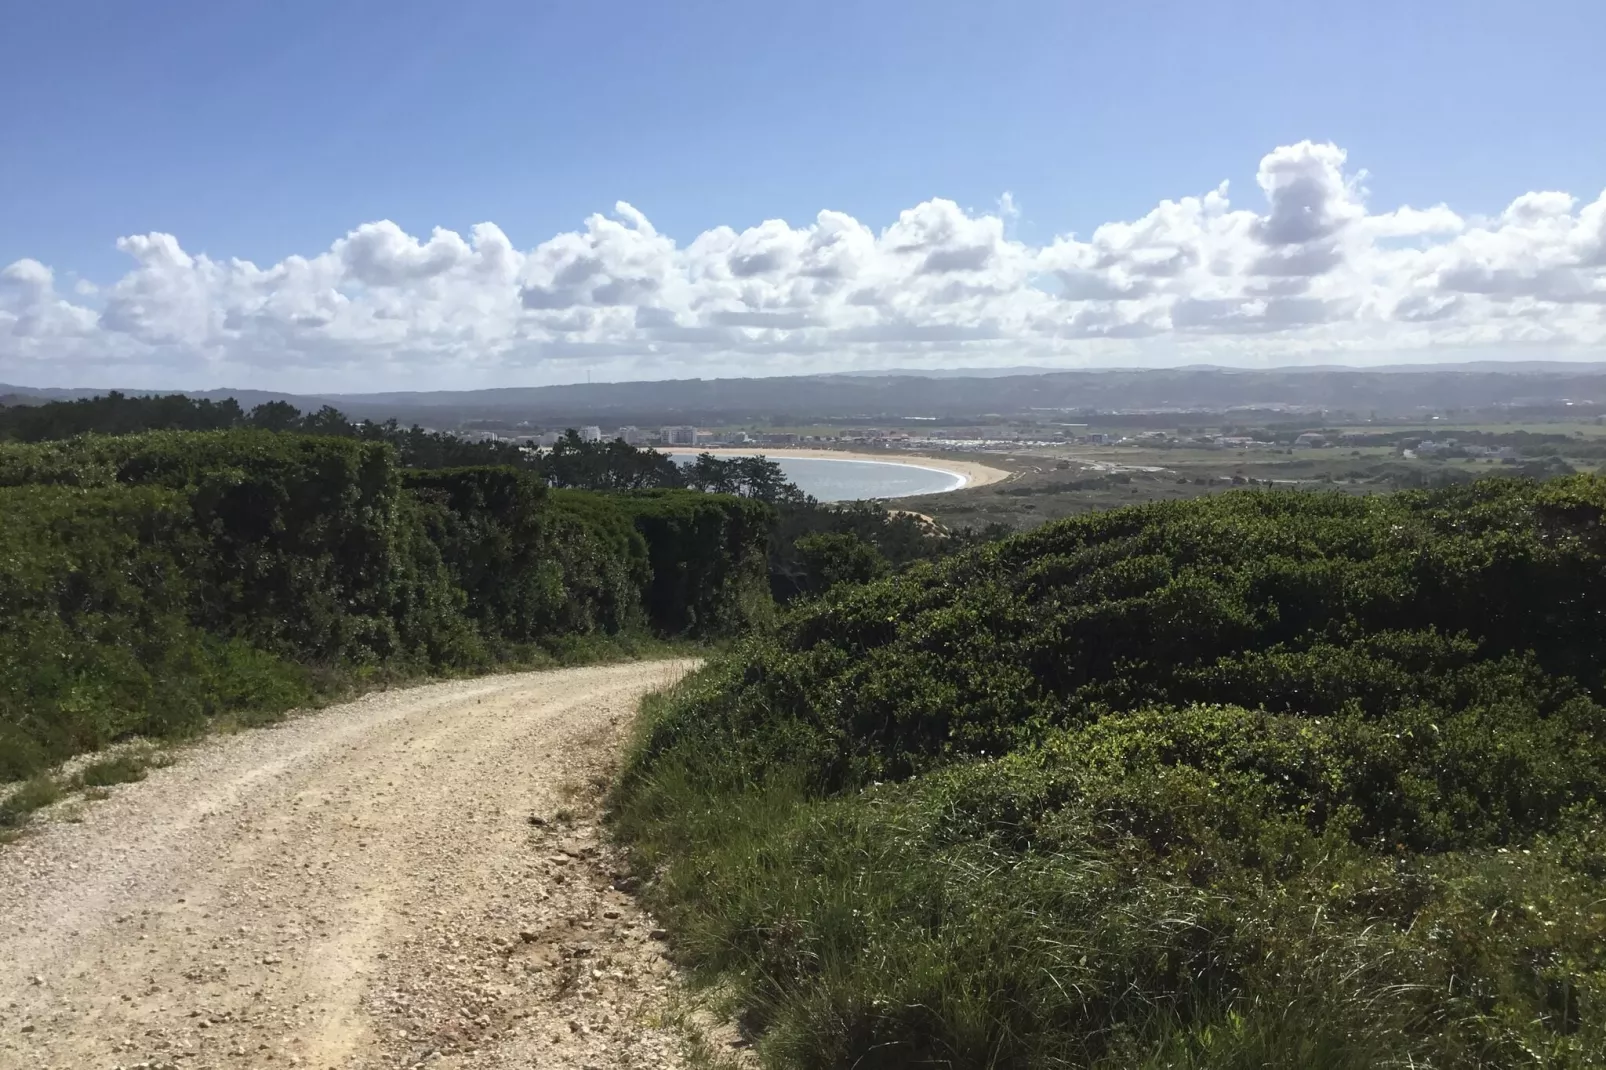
578;426;603;443
660;425;698;446
616;425;645;445
536;431;561;446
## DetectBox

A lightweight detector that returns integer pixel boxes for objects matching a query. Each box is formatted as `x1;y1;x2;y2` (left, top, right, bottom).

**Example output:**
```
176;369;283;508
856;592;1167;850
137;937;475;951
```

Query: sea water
666;453;965;502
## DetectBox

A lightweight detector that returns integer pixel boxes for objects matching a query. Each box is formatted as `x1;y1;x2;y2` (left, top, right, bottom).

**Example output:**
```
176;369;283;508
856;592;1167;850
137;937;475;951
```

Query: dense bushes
767;499;1006;603
625;491;776;636
0;391;979;609
0;432;775;779
0;484;309;779
407;468;636;646
1;431;462;664
613;477;1606;1068
787;531;890;598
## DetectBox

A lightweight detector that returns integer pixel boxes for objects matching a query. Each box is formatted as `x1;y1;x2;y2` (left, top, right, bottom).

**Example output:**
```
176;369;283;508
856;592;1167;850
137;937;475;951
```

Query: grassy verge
0;776;63;839
0;754;165;842
616;685;1606;1067
201;631;705;735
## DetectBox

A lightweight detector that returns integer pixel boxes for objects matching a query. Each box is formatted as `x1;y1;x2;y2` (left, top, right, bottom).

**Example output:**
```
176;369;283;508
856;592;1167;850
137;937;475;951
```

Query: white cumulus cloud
4;141;1605;390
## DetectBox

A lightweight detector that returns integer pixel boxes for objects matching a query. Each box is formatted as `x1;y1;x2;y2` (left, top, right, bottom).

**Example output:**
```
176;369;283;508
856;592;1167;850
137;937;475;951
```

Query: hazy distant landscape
10;362;1606;429
11;362;1605;528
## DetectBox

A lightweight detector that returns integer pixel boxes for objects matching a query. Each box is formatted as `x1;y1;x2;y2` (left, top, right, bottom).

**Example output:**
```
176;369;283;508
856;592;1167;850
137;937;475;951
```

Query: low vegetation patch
0;776;63;830
613;477;1606;1068
75;753;151;788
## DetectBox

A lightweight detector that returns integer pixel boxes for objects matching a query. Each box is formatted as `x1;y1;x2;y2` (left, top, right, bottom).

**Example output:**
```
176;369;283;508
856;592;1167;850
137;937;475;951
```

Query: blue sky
3;0;1605;389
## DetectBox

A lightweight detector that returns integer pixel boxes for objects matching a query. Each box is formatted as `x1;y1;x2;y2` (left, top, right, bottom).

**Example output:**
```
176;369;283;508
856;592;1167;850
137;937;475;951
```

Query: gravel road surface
0;660;718;1070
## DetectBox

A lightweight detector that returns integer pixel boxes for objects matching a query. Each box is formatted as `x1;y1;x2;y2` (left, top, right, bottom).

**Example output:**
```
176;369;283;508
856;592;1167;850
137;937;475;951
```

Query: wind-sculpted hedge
0;484;309;779
406;467;639;646
613;476;1606;1069
0;434;776;780
624;490;776;637
1;431;461;665
547;489;776;637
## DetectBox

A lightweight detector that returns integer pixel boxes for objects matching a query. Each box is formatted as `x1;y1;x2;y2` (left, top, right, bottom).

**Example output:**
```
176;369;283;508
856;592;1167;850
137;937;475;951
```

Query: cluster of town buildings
463;425;836;449
460;424;1189;451
1403;438;1519;459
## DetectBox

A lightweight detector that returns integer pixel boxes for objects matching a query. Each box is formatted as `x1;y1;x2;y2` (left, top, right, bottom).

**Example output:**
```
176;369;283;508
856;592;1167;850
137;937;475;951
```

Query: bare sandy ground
0;660;730;1070
657;446;1010;489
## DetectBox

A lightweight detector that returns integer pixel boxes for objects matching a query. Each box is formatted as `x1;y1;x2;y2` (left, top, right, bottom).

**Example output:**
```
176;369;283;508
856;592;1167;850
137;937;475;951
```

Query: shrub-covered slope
614;478;1606;1068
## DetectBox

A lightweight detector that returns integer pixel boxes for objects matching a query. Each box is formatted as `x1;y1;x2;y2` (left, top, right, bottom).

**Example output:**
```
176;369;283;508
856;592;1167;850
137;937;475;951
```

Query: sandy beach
655;446;1010;490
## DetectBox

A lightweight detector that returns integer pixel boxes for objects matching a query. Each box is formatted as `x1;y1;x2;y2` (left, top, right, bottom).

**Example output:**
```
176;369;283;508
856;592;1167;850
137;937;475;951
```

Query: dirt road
0;660;715;1070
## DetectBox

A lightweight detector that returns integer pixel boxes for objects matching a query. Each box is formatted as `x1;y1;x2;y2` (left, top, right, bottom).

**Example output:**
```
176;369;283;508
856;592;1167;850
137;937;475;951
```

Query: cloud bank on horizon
3;141;1605;391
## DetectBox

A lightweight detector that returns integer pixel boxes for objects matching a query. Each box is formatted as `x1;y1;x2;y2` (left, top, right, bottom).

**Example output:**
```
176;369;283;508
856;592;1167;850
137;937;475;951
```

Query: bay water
666;452;964;502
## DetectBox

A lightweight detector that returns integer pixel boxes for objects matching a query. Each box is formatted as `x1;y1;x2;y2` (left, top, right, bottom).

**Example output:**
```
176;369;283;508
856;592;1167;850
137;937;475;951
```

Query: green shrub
0;431;449;665
1;484;218;777
633;479;1606;790
621;489;775;637
545;488;654;634
410;481;777;644
0;776;63;828
790;531;890;598
405;467;559;644
76;753;149;787
614;477;1606;1068
550;488;774;637
0;481;317;778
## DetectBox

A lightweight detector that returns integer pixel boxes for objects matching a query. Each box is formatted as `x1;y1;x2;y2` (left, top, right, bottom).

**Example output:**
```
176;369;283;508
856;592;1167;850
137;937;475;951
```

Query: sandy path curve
0;660;712;1070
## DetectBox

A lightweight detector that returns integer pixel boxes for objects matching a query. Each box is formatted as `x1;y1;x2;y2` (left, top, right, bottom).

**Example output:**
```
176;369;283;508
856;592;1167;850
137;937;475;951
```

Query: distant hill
829;365;1070;378
0;384;325;409
312;365;1606;424
7;363;1606;426
832;360;1606;379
